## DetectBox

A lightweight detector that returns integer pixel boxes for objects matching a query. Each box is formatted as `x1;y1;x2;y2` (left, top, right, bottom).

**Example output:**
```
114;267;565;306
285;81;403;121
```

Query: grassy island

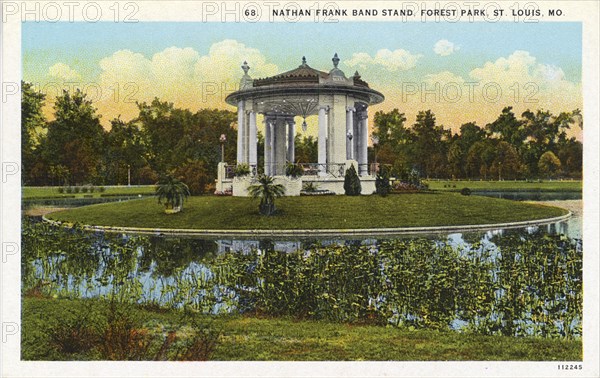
45;192;568;231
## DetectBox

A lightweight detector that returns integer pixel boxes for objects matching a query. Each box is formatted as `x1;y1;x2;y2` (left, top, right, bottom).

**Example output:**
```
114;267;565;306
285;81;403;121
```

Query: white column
346;106;355;160
287;118;295;163
275;118;287;175
248;111;257;169
264;118;272;175
318;106;328;176
237;101;244;163
358;108;369;176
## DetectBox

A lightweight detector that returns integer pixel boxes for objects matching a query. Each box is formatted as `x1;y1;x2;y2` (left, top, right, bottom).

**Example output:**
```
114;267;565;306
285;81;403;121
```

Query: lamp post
219;134;227;163
127;164;131;187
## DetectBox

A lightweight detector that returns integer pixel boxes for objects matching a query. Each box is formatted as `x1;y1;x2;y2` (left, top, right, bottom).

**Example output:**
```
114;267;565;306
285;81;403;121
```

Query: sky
22;21;582;138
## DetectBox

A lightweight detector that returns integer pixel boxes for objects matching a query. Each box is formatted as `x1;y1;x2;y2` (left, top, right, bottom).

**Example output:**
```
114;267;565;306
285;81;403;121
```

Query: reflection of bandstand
216;54;385;196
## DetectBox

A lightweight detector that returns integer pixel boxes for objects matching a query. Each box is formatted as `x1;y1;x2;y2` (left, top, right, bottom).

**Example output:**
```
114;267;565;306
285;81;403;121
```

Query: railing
298;163;346;178
225;163;380;178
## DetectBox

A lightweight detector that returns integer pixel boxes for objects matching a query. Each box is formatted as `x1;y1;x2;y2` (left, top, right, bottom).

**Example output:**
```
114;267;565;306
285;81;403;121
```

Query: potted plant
247;175;285;215
285;162;303;178
155;175;190;214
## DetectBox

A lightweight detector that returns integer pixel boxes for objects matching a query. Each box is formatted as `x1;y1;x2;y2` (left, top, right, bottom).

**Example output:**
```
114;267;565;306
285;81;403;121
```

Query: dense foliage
371;107;582;180
22;219;582;339
22;83;582;187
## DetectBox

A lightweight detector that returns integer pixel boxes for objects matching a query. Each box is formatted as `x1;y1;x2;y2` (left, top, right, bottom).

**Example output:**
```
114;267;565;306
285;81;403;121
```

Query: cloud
378;50;581;139
433;39;459;56
48;63;82;82
344;48;422;71
90;40;279;124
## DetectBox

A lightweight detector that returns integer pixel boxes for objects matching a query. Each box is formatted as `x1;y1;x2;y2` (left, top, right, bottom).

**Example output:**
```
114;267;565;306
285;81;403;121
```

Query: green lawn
46;192;568;230
23;185;155;199
424;180;582;192
22;297;581;361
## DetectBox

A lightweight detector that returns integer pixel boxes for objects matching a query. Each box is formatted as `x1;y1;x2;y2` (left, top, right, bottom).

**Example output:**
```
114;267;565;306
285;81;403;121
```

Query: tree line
22;82;581;192
370;107;582;181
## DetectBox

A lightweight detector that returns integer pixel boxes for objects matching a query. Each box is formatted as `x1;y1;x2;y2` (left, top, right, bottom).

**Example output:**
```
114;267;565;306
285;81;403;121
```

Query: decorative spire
332;53;340;68
301;56;307;67
241;61;250;75
354;70;360;78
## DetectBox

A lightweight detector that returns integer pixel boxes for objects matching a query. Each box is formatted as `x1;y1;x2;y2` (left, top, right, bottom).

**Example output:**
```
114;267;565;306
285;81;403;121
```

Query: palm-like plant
155;175;190;213
247;175;285;215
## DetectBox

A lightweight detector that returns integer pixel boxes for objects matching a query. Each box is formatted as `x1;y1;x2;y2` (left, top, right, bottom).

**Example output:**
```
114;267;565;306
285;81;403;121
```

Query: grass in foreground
47;192;568;230
22;185;155;199
424;180;582;192
22;297;581;361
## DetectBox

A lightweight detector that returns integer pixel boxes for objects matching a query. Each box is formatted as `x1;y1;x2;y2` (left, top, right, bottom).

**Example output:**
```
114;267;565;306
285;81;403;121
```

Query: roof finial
332;53;340;68
301;56;308;67
241;61;250;75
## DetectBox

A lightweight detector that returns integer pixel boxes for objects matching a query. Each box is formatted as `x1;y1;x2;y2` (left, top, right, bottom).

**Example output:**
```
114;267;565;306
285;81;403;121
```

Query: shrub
343;165;361;196
89;186;95;193
285;163;303;178
375;166;391;196
136;165;159;185
81;187;89;193
73;186;80;193
100;302;154;361
173;160;211;195
49;307;100;355
233;163;251;177
65;187;73;194
173;316;222;361
57;187;65;194
461;187;472;196
98;186;106;193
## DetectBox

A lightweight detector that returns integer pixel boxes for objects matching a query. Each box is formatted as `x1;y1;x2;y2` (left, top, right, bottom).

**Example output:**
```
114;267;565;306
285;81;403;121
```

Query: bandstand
216;54;385;196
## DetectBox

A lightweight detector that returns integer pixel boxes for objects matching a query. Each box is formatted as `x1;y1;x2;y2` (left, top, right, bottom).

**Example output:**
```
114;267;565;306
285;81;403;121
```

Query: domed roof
225;54;384;107
252;55;369;88
253;57;329;87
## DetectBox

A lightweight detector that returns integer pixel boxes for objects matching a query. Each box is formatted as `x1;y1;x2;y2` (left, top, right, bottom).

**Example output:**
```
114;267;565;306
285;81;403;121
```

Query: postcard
1;1;598;377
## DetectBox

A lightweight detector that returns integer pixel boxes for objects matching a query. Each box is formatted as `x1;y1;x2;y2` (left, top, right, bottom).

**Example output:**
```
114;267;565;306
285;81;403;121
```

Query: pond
475;191;582;201
21;194;582;339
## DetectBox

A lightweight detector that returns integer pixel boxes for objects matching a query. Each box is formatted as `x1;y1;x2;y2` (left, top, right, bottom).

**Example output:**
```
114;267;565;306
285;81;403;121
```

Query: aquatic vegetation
22;218;582;339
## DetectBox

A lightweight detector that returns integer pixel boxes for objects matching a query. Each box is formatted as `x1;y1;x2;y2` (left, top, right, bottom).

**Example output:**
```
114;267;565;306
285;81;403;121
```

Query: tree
486;107;524;148
247;175;285;215
411;110;450;178
294;135;318;163
344;164;362;196
155;175;190;212
173;160;211;195
558;139;582;178
103;118;149;185
21;82;47;185
538;151;562;179
44;89;105;184
137;99;237;179
489;141;524;180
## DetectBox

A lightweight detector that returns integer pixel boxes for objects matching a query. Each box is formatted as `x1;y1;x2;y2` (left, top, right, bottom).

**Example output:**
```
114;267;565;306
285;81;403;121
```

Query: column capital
358;108;369;120
319;105;330;112
346;106;355;112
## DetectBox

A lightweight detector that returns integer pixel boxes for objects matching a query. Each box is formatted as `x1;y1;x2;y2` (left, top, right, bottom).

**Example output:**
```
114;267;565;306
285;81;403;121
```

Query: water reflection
21;198;583;339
